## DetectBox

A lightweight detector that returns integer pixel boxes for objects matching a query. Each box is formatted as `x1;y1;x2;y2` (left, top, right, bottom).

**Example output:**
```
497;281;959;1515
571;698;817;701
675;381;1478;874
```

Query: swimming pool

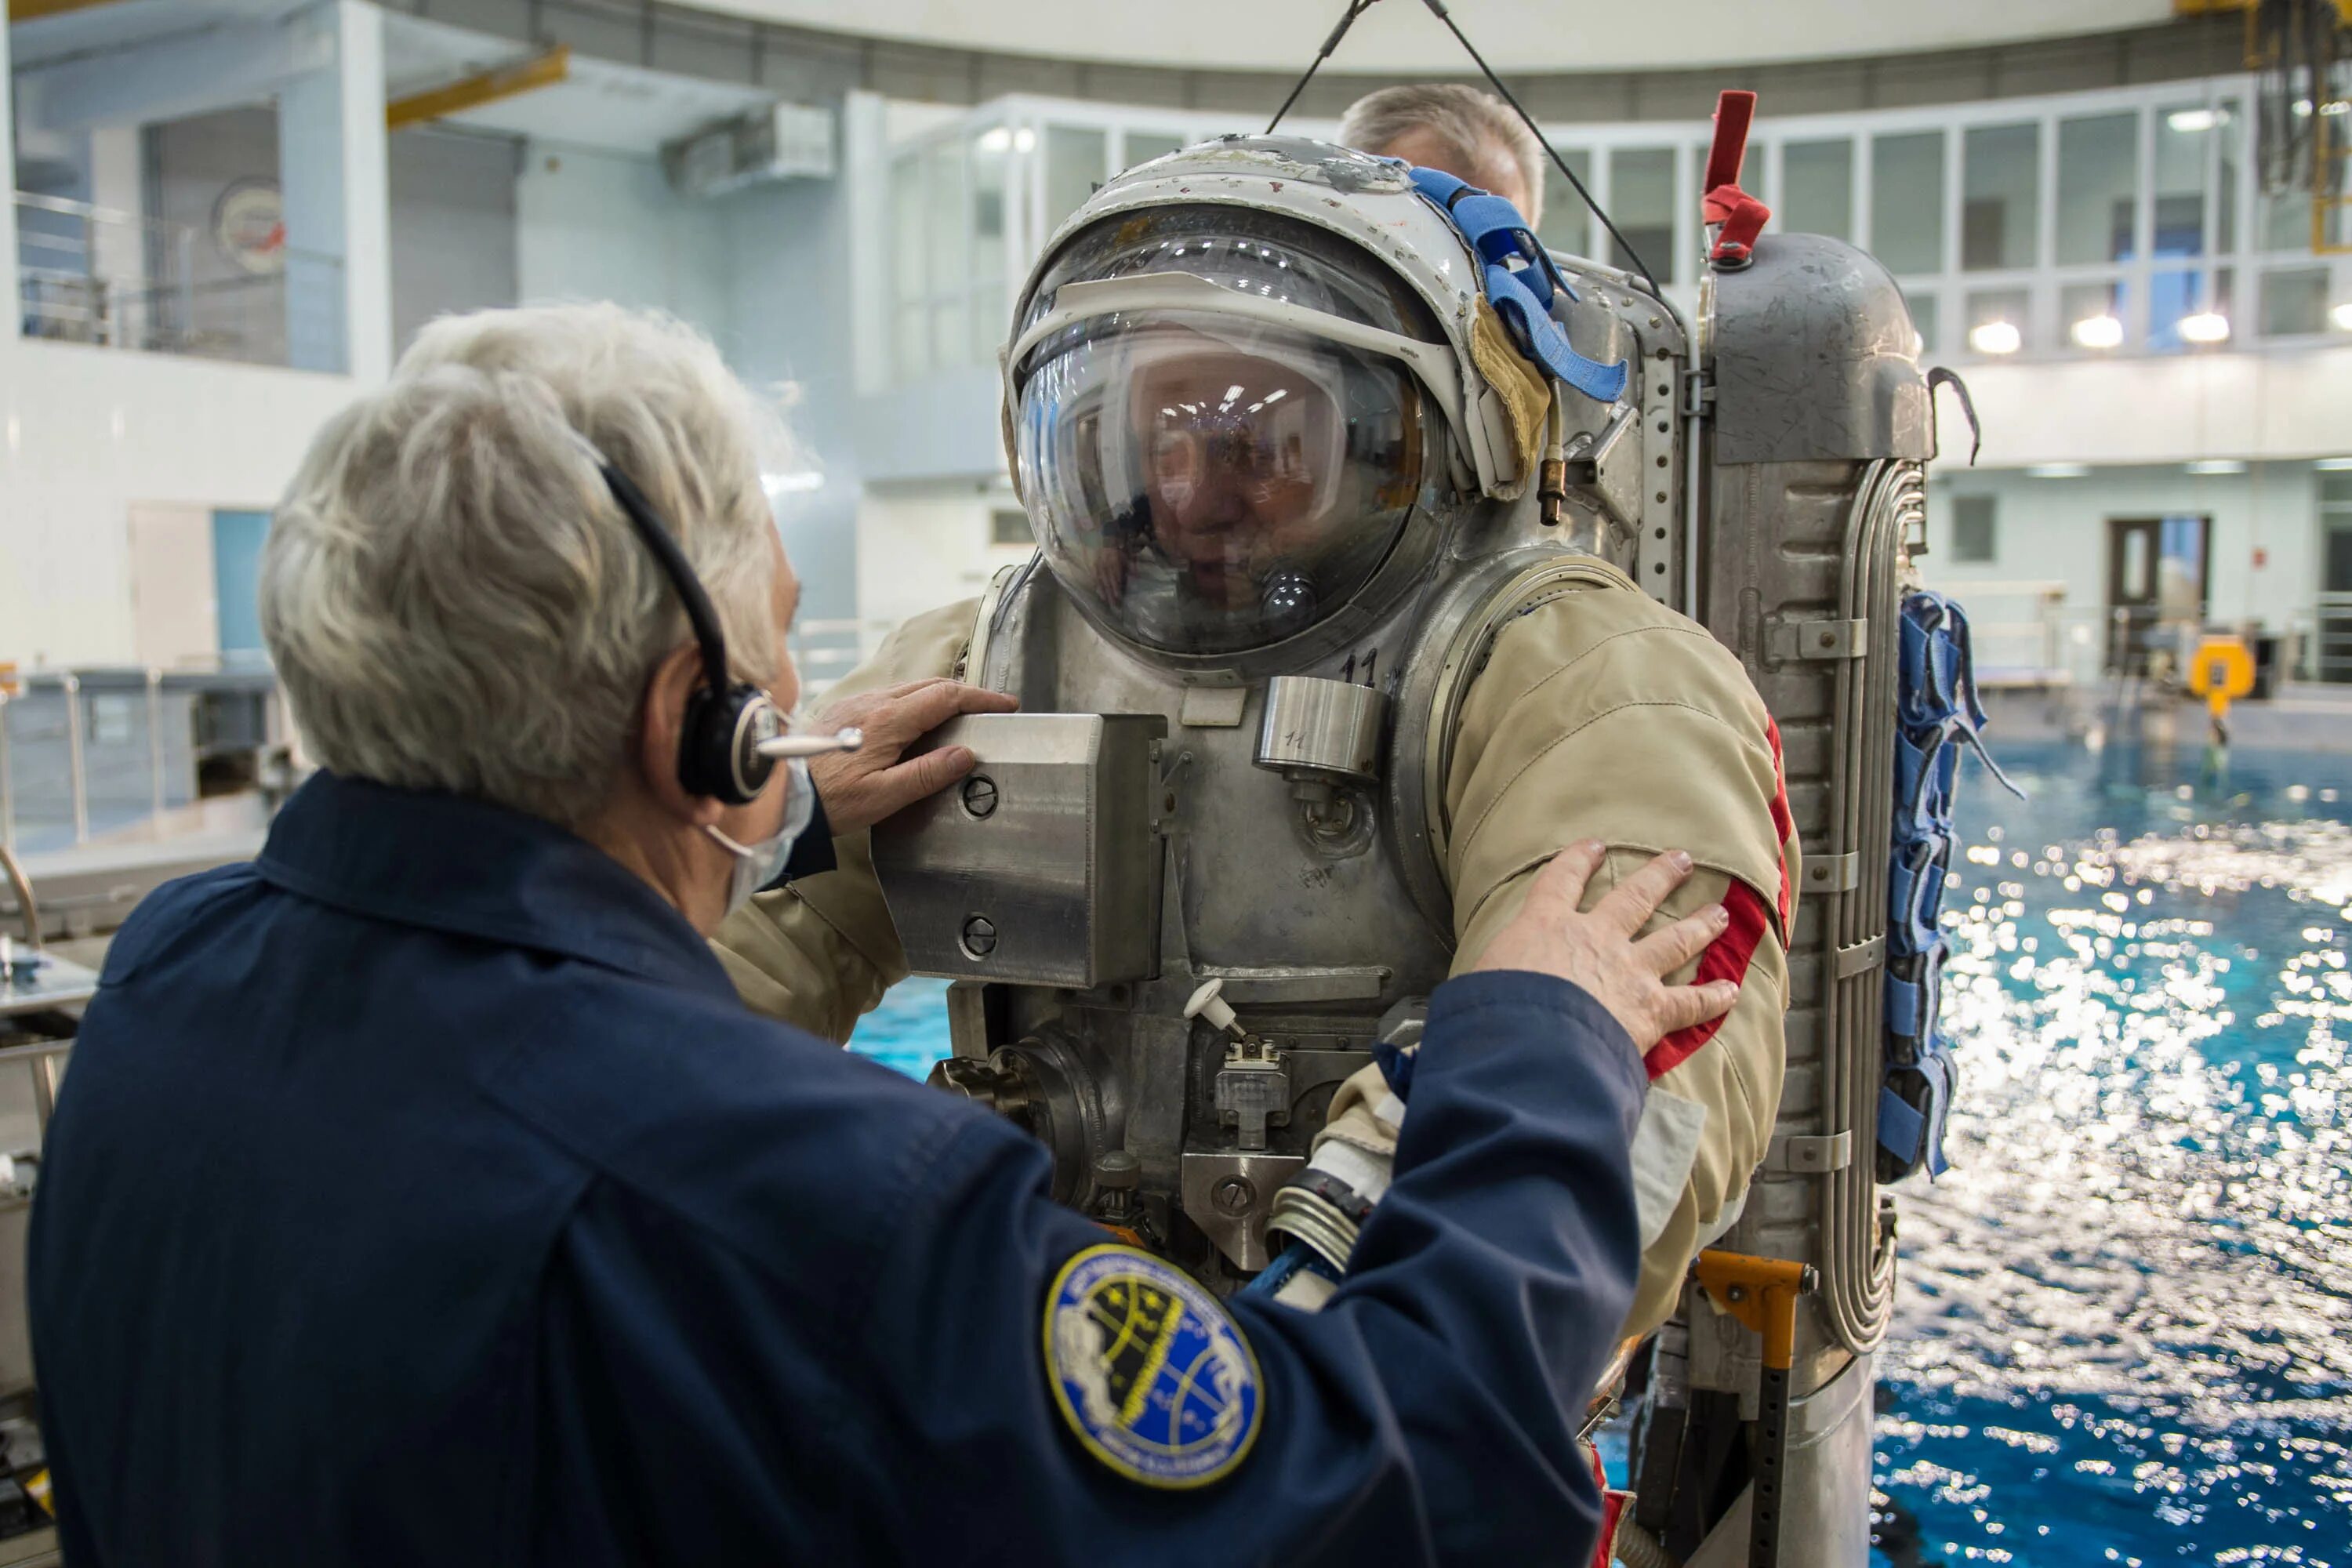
849;737;2352;1565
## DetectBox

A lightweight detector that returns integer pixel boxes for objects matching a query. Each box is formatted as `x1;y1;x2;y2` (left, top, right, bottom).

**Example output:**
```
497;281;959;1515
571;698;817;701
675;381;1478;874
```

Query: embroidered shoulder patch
1043;1244;1263;1489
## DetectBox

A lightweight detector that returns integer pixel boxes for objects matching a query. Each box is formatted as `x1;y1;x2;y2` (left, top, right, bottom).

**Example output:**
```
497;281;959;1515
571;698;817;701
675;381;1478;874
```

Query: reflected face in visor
1012;204;1448;660
1131;336;1343;614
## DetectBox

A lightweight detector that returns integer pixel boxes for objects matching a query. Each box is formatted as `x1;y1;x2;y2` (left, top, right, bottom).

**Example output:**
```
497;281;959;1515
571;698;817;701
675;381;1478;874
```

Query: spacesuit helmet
1003;136;1530;664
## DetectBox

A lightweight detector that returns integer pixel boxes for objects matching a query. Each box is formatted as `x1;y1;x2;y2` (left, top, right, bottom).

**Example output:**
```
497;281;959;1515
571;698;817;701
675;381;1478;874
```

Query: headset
597;461;785;806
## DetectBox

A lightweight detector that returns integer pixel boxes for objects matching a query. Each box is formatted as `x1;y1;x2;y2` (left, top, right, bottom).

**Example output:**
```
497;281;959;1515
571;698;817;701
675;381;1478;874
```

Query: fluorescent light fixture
1968;320;2022;355
977;126;1012;154
2333;300;2352;331
1014;127;1036;154
2179;310;2231;344
2185;459;2245;475
2291;100;2347;118
761;470;824;497
2167;108;2222;132
2071;313;2124;350
2317;456;2352;471
2028;463;2090;478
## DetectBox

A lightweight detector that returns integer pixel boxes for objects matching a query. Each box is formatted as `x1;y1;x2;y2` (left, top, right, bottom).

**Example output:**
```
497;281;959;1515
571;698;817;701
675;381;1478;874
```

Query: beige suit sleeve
709;597;982;1041
1443;573;1795;1340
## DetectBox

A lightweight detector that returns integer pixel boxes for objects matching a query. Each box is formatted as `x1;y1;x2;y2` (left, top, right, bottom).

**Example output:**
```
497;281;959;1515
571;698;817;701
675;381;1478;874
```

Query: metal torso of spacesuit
717;131;1944;1564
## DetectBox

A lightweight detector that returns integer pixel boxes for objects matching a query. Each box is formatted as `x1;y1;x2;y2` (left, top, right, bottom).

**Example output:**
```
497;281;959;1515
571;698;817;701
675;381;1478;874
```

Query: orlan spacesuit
719;131;1936;1563
716;134;1791;1345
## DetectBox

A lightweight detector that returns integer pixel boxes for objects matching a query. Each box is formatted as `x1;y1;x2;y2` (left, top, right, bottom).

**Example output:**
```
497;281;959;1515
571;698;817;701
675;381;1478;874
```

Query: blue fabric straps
1878;591;2020;1184
1403;166;1631;406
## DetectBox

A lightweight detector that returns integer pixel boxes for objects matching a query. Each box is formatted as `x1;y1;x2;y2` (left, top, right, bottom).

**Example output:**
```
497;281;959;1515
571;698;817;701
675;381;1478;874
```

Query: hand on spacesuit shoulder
807;677;1019;835
1465;840;1739;1053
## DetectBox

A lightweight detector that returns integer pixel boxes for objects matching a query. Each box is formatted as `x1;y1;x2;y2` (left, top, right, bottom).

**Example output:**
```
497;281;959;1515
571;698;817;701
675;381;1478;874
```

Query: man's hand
1467;841;1738;1053
804;679;1019;837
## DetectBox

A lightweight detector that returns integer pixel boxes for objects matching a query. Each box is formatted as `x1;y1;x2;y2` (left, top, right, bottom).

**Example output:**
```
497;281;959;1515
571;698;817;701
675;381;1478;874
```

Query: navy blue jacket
29;771;1646;1566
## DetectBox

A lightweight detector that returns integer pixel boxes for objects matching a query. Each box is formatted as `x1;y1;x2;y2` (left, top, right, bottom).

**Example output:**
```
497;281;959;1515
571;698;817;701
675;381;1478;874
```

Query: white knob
1184;978;1241;1037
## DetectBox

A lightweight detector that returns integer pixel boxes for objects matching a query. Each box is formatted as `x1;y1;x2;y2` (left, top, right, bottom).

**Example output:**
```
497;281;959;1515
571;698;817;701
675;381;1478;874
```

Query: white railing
13;191;343;370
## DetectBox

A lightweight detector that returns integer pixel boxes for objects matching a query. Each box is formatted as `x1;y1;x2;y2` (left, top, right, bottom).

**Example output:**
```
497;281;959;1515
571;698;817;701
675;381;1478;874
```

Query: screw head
1211;1176;1255;1215
961;774;998;818
960;915;998;958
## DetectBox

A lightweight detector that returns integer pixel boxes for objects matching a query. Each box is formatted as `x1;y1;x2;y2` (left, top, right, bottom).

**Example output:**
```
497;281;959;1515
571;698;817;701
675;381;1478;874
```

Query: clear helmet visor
1011;208;1443;658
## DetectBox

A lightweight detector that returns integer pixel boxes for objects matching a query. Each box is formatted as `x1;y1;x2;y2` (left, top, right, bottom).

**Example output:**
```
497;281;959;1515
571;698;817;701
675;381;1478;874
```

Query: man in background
1338;82;1544;223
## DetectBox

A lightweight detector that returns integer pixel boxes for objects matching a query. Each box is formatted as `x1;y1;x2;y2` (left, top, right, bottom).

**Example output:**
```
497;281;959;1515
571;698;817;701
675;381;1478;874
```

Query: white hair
260;303;786;828
1338;83;1545;229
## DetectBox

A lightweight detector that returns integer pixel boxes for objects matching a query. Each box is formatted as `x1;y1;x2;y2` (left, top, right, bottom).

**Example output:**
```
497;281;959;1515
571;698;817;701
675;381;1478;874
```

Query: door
211;510;270;663
2321;476;2352;684
2107;515;2209;673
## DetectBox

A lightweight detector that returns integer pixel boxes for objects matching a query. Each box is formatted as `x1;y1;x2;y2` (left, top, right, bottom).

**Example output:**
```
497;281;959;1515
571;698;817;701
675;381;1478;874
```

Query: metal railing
13;191;343;370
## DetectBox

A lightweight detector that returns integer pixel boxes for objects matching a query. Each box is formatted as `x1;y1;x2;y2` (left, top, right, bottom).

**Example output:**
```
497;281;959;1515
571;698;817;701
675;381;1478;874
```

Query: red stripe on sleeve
1642;877;1769;1081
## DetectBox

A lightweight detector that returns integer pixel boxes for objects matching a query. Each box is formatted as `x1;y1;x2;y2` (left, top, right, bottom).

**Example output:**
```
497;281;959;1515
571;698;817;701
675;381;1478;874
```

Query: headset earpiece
594;459;779;806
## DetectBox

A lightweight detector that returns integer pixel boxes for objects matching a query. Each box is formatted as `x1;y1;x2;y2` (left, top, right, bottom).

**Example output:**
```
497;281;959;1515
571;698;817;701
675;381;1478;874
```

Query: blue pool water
848;739;2352;1565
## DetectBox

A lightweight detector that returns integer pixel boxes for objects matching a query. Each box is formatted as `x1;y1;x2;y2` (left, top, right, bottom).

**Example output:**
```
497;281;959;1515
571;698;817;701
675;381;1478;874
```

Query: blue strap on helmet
1403;166;1630;406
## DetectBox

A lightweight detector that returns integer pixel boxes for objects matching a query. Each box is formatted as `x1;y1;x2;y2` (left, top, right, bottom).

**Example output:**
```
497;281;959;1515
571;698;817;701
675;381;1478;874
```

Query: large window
1871;131;1946;276
1963;123;2040;271
1951;495;1998;564
1781;137;1854;241
1537;149;1595;259
1608;147;1678;280
2056;112;2139;265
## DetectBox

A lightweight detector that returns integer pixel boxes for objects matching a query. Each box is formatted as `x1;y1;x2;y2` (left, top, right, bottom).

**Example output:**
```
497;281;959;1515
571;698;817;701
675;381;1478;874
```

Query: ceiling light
2318;457;2352;471
2028;463;2090;479
2332;300;2352;331
2185;459;2245;475
761;470;824;497
977;126;1011;154
1014;127;1036;154
2179;311;2231;344
2167;109;2222;133
2071;313;2124;350
1969;320;2022;355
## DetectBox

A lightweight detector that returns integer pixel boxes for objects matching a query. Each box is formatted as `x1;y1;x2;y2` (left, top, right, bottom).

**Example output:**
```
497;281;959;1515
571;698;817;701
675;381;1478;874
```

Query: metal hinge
1767;1130;1854;1174
1806;851;1860;894
1833;935;1886;979
1767;617;1867;662
1682;372;1714;417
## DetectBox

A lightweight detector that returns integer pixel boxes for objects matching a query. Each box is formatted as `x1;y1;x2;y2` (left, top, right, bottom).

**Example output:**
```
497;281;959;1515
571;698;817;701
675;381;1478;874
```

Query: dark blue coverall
29;770;1646;1566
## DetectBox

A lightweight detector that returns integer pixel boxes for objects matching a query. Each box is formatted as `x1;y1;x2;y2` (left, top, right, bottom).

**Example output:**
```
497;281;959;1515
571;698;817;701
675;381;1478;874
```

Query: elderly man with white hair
27;303;1736;1568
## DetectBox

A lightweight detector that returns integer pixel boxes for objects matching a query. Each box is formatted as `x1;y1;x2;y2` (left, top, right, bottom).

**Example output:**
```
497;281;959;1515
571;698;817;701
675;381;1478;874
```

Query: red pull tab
1703;89;1757;205
1703;89;1770;265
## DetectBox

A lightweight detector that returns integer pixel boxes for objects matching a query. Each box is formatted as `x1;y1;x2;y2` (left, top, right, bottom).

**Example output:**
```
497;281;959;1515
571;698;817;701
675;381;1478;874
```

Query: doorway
2107;515;2210;673
2320;475;2352;683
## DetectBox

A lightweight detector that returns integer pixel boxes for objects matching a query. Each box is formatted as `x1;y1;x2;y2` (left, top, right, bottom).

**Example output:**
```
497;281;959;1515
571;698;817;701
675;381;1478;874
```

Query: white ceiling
688;0;2176;73
383;13;773;154
6;0;299;71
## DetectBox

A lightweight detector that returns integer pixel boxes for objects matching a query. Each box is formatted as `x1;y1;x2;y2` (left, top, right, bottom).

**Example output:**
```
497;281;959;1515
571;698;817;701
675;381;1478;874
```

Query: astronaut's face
1129;342;1341;610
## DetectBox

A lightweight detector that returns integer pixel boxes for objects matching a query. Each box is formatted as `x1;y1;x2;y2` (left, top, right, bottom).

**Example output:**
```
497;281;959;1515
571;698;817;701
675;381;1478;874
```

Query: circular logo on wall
212;179;285;275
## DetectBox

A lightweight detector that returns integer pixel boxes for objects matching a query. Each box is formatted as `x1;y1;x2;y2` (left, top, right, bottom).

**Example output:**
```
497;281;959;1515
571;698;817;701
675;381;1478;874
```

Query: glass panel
1122;129;1189;171
971;129;1008;268
2059;278;2127;350
1905;290;1940;357
2325;525;2352;595
1537;148;1595;258
2158;516;2206;620
2217;100;2241;253
971;276;1007;363
2261;266;2331;336
1608;146;1677;281
926;139;968;308
1962;123;2039;271
2122;528;2150;601
1963;287;2029;355
1044;125;1107;235
892;303;926;383
2153;106;2214;260
890;151;926;308
1781;137;1853;241
1871;130;1945;275
2262;183;2311;252
1952;495;1996;563
2056;112;2139;265
2148;267;2207;350
932;297;967;369
2328;474;2352;507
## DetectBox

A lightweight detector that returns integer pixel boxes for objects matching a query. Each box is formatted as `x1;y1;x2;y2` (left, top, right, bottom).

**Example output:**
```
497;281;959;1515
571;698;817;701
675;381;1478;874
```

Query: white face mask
703;757;815;917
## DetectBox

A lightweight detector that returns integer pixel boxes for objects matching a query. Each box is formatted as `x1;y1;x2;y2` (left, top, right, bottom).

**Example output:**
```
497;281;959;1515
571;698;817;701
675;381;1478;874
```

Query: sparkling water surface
850;739;2352;1566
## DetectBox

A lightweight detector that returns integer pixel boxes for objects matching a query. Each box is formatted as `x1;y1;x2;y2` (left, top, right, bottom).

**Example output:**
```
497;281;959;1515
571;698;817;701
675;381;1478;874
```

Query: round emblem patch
1044;1244;1263;1489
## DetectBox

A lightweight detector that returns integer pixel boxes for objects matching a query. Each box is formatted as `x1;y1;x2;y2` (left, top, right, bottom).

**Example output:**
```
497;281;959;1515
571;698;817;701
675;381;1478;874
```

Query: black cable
1415;0;1662;297
1267;0;1381;135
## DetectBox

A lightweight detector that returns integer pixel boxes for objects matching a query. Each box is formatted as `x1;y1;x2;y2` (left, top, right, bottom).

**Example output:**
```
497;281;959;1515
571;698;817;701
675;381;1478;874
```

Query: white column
278;0;391;383
1;16;19;356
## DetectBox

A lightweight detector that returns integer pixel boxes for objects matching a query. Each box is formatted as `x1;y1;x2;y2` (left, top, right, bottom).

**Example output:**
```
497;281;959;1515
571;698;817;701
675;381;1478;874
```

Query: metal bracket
1766;1130;1853;1174
1766;617;1867;662
1831;935;1886;979
1805;851;1860;894
1682;372;1715;417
